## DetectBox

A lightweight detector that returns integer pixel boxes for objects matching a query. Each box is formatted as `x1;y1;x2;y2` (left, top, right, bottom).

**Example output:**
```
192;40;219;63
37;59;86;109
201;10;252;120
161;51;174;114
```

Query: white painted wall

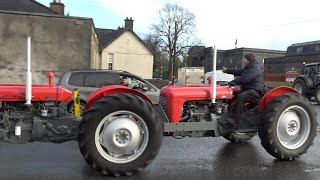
101;31;153;79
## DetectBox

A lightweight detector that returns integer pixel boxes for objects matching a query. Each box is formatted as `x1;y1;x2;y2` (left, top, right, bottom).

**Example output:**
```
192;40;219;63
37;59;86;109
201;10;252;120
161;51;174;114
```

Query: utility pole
171;59;174;85
235;39;237;68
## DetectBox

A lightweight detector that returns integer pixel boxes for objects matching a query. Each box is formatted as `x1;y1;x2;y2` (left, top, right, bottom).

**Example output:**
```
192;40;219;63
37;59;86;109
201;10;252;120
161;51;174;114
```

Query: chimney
50;0;65;15
124;17;134;31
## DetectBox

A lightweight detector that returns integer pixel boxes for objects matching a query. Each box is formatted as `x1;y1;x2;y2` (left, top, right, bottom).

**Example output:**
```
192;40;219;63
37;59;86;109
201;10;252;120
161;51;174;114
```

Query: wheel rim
95;111;149;163
71;104;86;116
294;83;302;94
79;104;86;116
316;88;320;101
276;105;311;149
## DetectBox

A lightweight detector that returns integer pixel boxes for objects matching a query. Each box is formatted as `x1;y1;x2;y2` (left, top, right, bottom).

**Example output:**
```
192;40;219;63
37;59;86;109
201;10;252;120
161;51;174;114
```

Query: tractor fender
86;85;154;110
259;86;299;111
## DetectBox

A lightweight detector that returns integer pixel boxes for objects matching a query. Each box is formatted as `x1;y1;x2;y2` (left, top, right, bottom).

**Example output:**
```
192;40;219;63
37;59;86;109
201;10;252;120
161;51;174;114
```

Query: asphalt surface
0;104;320;180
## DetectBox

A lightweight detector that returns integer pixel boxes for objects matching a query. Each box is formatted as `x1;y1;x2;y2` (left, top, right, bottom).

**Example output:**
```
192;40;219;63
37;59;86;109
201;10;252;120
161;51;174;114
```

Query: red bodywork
84;84;299;125
0;84;72;102
161;85;234;123
86;85;153;110
161;85;299;123
259;86;299;111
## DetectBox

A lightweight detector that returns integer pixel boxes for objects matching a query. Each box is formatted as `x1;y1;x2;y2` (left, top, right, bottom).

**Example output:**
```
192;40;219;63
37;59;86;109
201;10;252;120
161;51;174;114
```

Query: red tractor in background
0;42;317;177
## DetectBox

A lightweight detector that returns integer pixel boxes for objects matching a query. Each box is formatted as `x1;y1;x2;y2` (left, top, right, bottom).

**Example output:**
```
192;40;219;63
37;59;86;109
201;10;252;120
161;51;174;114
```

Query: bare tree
144;33;169;78
151;3;197;83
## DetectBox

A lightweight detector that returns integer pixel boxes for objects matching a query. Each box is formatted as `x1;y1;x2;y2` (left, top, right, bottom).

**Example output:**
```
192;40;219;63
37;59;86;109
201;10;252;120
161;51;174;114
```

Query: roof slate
95;28;125;52
96;28;151;54
0;0;57;15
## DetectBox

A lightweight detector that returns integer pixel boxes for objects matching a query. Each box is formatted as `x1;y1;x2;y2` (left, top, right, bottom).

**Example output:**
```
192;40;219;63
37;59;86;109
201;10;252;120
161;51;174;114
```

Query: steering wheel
226;82;242;92
227;81;237;87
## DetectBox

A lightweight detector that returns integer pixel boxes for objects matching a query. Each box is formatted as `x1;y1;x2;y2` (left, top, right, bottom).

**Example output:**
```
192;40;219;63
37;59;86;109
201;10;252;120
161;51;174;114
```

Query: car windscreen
68;72;121;88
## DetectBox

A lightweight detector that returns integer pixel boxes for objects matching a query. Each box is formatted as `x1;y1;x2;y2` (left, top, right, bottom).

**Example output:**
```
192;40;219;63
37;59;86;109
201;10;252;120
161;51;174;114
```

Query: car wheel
68;101;86;116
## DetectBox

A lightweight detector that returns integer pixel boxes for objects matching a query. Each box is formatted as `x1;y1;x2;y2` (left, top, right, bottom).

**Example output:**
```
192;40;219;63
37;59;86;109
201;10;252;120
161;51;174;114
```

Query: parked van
177;67;204;85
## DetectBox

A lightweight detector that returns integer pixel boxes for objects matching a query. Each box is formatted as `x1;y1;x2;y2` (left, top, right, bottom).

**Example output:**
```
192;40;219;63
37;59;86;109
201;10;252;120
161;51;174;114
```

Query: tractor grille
159;95;168;116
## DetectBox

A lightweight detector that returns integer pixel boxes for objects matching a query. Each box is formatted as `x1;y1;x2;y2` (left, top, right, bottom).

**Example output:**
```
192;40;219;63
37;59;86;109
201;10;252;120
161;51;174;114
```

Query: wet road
0;105;320;180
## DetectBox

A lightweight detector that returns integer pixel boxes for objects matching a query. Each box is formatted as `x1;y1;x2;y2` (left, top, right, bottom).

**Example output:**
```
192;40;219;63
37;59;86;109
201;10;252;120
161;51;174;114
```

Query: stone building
188;46;285;73
0;0;153;83
0;0;99;83
264;41;320;74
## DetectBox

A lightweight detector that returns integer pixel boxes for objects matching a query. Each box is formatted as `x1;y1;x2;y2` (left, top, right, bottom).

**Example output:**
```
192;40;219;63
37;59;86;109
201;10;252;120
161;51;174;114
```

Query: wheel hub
277;106;310;149
94;110;149;164
100;117;141;155
115;129;130;144
287;120;298;135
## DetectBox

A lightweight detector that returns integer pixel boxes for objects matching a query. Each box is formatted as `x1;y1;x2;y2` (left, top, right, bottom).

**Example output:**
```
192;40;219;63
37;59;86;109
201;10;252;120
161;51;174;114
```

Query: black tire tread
223;133;256;143
78;93;163;176
293;78;308;97
314;85;320;104
258;93;317;160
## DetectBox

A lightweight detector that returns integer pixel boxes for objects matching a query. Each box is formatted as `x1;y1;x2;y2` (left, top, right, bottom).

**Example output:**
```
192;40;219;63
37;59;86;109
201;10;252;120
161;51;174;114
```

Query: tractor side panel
0;84;72;102
259;86;299;111
86;85;154;110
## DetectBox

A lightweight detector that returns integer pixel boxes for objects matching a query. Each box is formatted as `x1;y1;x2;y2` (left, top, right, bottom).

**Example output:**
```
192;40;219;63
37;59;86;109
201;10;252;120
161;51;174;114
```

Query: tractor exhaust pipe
211;46;217;103
25;37;32;106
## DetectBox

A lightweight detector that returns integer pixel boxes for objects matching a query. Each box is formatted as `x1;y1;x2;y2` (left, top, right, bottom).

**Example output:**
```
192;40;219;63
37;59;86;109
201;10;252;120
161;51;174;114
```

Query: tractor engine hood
160;85;233;123
161;85;233;100
0;84;72;102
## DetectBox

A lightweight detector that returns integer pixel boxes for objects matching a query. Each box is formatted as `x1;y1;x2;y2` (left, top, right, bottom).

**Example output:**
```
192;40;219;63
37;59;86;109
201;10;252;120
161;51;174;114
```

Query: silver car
58;69;160;115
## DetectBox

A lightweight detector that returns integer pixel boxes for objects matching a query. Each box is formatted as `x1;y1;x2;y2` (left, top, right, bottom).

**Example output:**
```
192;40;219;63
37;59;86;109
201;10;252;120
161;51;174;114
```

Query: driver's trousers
233;89;261;120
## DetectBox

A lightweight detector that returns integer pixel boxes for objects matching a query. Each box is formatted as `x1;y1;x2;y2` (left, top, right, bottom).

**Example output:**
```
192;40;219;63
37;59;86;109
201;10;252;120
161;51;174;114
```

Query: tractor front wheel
78;93;163;176
293;78;308;97
259;93;317;160
314;85;320;104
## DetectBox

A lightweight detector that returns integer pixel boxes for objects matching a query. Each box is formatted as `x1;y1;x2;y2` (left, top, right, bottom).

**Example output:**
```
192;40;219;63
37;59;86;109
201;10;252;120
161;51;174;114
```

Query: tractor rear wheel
259;93;317;160
314;85;320;104
223;132;256;143
293;78;308;97
78;93;163;176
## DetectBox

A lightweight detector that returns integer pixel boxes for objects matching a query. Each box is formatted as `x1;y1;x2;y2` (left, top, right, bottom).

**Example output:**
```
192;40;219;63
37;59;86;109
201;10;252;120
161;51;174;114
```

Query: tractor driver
222;53;264;128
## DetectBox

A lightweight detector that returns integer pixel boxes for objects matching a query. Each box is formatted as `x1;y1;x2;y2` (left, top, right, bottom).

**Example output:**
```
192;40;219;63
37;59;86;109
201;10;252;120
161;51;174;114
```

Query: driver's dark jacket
225;60;264;92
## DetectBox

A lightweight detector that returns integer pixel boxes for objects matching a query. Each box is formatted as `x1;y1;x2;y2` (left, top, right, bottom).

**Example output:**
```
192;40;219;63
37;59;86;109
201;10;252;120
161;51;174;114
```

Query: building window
297;47;303;53
200;57;204;66
316;45;320;51
108;53;113;70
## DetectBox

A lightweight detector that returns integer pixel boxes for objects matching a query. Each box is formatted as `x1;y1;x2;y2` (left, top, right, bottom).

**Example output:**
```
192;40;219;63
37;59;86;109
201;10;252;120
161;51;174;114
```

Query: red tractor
0;43;317;177
78;82;317;176
0;73;317;177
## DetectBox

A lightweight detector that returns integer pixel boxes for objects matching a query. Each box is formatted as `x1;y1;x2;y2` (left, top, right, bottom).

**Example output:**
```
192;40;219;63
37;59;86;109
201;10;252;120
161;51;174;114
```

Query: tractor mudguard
86;85;154;110
259;86;299;111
